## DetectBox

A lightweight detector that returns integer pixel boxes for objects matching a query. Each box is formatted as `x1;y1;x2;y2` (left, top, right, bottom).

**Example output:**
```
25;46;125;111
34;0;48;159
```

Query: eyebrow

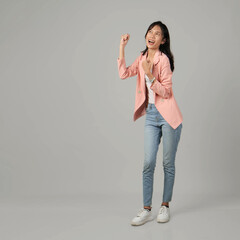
150;30;161;33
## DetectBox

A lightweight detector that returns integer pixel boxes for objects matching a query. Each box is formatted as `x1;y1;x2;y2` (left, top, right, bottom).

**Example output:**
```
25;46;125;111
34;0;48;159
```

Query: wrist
150;77;156;83
152;78;156;84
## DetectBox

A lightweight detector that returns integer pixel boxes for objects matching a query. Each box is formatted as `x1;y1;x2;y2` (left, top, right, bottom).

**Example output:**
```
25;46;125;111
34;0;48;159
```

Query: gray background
0;0;239;239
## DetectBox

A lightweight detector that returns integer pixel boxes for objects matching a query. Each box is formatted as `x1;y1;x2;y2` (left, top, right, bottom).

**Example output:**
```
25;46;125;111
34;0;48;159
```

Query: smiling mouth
148;40;155;44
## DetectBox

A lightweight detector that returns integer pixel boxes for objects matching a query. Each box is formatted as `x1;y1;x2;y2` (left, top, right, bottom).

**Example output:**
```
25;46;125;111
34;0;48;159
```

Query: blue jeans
143;103;182;206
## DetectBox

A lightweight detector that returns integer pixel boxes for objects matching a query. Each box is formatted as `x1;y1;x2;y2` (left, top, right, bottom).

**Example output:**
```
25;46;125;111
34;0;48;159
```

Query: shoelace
137;208;148;217
159;206;168;215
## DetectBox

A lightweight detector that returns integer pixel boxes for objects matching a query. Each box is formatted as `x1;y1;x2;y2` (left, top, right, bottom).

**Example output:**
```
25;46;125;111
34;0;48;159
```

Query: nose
149;33;155;39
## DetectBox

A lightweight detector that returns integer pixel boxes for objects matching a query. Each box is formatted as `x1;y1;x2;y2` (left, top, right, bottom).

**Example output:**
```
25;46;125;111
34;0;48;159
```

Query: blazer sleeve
117;55;139;79
150;56;172;98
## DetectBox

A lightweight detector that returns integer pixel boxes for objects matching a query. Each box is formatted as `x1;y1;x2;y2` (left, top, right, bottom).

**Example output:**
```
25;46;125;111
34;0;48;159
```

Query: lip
148;39;155;43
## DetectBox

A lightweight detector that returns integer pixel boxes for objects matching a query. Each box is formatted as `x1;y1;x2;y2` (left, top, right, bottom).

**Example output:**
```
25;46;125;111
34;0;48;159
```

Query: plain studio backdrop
0;0;240;239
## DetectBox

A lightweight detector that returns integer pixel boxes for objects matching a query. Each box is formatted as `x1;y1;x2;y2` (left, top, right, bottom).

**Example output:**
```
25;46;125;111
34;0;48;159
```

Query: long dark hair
141;21;175;72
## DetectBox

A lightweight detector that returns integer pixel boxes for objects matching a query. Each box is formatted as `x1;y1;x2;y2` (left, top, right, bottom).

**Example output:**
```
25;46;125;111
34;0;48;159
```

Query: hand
142;58;153;74
120;33;130;47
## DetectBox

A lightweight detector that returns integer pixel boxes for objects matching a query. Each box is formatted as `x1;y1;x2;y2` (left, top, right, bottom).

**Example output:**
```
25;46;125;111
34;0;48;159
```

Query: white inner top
145;70;155;104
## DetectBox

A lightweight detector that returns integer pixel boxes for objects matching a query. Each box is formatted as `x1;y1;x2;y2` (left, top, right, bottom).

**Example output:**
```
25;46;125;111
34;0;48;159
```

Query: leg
162;123;182;203
143;119;162;208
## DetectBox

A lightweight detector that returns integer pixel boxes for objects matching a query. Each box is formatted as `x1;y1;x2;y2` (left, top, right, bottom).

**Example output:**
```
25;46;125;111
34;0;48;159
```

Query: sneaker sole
131;215;154;226
157;217;170;223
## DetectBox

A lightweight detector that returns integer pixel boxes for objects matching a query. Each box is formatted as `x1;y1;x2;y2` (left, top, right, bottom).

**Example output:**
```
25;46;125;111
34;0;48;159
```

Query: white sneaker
157;205;170;223
131;208;154;226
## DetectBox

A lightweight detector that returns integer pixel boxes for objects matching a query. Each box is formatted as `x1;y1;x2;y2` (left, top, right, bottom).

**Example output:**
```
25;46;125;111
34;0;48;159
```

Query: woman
117;21;183;226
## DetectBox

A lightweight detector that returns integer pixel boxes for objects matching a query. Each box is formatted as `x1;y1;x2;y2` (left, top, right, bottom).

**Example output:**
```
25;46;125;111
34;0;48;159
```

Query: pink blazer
117;49;183;129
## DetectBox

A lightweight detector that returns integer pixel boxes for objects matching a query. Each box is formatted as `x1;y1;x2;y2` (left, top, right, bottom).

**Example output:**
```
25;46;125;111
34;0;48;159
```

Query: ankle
144;206;152;211
161;203;169;207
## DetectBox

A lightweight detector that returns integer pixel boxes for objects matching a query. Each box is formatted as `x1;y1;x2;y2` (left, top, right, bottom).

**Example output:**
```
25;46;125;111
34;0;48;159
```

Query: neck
147;48;158;59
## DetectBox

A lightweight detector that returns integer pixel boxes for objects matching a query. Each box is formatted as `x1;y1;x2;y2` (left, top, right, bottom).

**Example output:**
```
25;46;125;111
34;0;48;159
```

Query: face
146;25;166;50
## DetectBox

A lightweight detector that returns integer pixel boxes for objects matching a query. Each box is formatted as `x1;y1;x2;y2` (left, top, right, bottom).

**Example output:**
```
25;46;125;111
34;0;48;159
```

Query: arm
117;45;139;79
148;57;172;98
117;56;139;79
117;33;139;79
